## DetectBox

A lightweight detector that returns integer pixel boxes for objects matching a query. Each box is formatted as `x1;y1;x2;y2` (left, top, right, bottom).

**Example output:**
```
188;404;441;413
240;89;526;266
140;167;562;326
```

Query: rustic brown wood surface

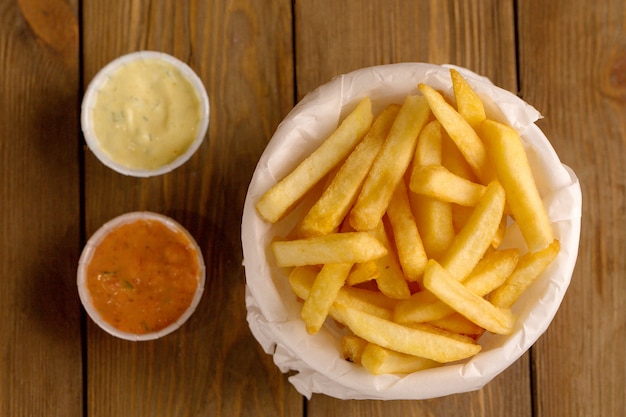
0;0;623;416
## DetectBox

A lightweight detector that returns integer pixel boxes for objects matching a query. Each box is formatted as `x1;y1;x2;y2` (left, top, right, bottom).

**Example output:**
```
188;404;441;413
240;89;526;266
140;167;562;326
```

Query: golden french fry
393;289;451;323
349;94;431;231
340;286;398;317
479;119;554;251
410;164;486;207
423;260;515;335
410;193;455;261
301;262;352;334
461;248;520;294
428;313;485;336
289;266;394;320
271;232;387;267
331;301;481;363
490;239;560;308
345;260;379;286
418;83;492;183
450;68;486;130
387;179;428;281
369;221;411;299
361;343;441;375
300;105;400;237
256;97;374;223
258;85;562;376
394;247;519;324
439;180;506;281
442;129;477;181
341;335;368;364
409;121;455;259
413;120;444;165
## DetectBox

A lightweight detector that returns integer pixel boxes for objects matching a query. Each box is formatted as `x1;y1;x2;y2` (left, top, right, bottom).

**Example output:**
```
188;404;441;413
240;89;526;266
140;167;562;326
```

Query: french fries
418;83;492;183
450;68;486;130
271;232;387;267
300;105;400;237
423;260;515;335
256;69;560;376
438;180;506;281
332;302;481;363
256;97;374;223
490;239;560;308
410;164;486;207
300;262;353;334
479;119;554;251
387;179;428;281
410;120;455;259
360;342;441;375
349;94;431;231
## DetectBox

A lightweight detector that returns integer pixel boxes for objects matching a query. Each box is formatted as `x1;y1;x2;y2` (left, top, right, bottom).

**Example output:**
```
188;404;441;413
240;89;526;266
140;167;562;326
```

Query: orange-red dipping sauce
85;218;200;334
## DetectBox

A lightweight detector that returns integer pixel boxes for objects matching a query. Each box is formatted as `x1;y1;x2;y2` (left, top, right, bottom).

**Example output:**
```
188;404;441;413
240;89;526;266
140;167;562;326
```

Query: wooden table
1;0;624;415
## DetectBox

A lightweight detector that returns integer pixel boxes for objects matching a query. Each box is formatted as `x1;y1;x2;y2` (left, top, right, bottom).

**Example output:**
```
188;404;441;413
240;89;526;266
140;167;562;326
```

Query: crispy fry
271;232;387;267
300;105;400;237
490;239;560;308
418;83;492;183
341;335;368;364
361;343;441;375
410;164;486;207
423;260;515;335
345;260;379;286
256;97;374;223
393;289;452;323
442;129;476;181
369;221;411;299
258;83;561;376
428;313;485;336
439;180;506;281
332;301;481;363
479;119;554;251
413;120;444;165
450;68;486;130
462;248;520;294
301;262;352;334
289;266;394;320
409;121;455;259
387;179;428;281
350;94;431;231
394;248;519;324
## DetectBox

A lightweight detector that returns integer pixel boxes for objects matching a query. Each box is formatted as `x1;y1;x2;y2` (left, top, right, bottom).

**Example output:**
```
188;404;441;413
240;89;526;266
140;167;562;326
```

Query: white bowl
77;212;205;341
81;51;210;177
242;63;582;400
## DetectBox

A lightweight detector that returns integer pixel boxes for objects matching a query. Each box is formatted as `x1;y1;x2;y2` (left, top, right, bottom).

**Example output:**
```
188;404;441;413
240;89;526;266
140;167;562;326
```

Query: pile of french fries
255;69;560;375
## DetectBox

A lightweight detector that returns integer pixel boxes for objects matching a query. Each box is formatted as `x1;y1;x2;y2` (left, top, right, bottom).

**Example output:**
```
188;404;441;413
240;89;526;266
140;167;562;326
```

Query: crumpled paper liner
241;63;582;400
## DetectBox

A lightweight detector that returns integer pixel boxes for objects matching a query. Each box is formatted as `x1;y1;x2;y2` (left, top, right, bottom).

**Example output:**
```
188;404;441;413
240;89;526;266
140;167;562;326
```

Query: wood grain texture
81;0;299;416
295;1;530;415
0;0;81;416
294;0;518;98
2;0;624;414
518;0;626;416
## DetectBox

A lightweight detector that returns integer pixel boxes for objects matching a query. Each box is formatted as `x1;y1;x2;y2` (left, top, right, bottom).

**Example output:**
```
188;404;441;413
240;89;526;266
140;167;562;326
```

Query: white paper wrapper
241;63;581;400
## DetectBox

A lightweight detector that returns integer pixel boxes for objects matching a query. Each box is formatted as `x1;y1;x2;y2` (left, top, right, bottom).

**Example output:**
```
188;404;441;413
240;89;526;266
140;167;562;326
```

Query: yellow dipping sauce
85;218;201;334
91;58;202;170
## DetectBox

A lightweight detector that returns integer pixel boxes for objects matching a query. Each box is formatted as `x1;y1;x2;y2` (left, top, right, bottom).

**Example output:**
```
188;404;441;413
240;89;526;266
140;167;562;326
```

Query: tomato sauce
86;218;200;334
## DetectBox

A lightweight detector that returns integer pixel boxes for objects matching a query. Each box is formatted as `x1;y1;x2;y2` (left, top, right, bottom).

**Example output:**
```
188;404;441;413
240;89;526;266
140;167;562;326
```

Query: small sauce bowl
77;212;205;341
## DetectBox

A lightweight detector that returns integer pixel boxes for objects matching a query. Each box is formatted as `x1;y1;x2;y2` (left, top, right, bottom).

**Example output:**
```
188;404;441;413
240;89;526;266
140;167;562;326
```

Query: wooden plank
0;0;82;415
294;0;518;99
518;0;626;416
81;0;299;416
294;1;532;415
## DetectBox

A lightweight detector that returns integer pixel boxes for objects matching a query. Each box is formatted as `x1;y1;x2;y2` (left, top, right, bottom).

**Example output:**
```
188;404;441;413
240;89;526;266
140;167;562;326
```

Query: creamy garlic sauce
92;58;202;170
